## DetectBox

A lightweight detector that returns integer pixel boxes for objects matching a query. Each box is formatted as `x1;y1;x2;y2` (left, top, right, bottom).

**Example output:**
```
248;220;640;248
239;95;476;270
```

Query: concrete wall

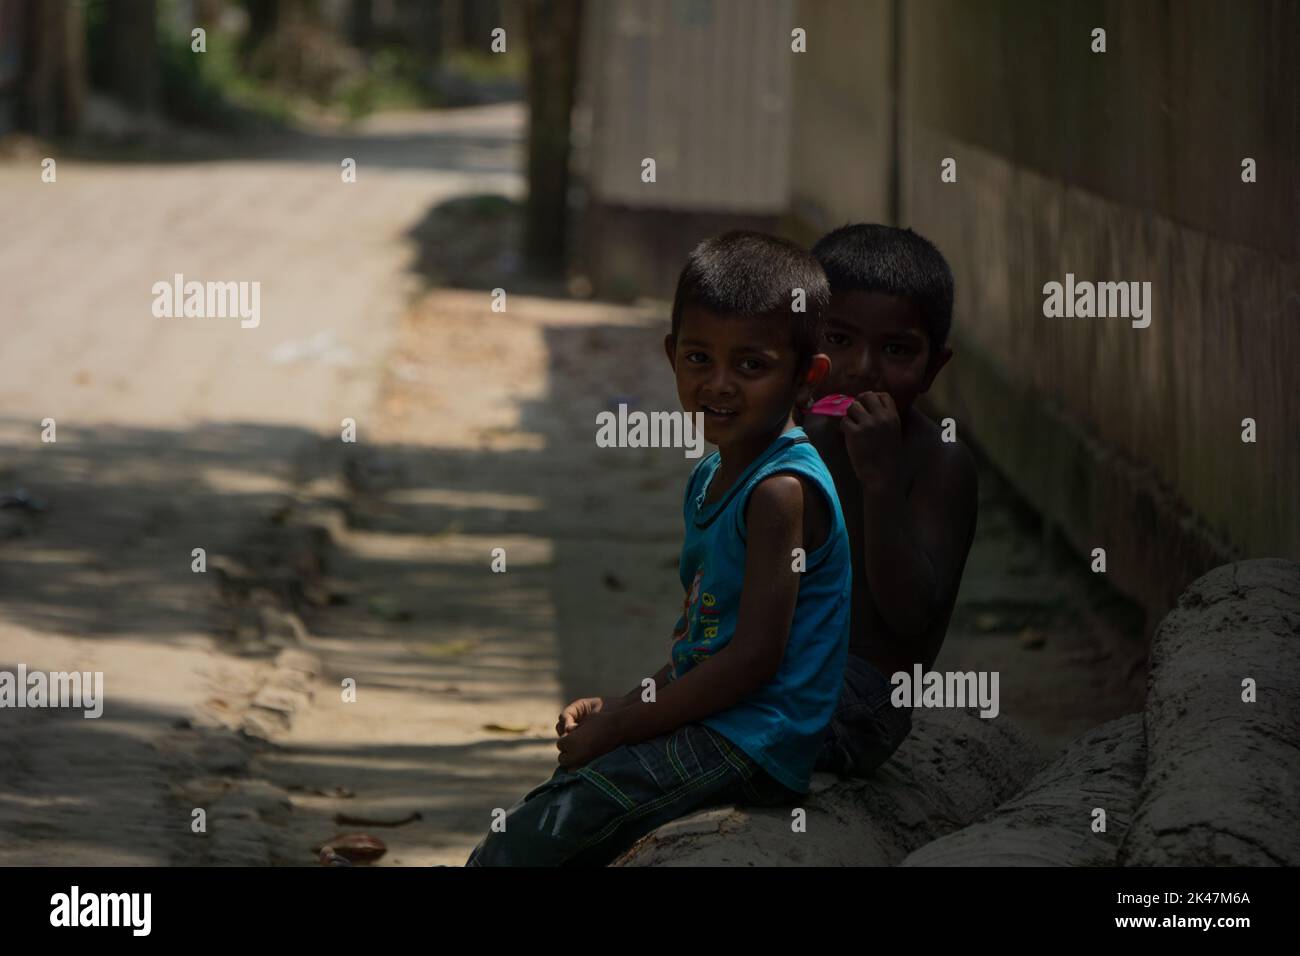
790;0;1299;625
580;0;793;212
575;0;794;298
786;0;893;236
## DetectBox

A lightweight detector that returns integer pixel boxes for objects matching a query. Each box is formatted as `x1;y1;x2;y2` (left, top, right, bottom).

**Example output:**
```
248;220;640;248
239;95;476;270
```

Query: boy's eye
738;358;767;372
684;351;709;364
825;332;849;347
884;343;912;357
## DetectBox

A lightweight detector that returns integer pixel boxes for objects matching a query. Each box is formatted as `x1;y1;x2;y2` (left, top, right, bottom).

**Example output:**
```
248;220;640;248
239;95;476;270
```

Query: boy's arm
860;440;977;643
611;476;806;746
603;663;674;711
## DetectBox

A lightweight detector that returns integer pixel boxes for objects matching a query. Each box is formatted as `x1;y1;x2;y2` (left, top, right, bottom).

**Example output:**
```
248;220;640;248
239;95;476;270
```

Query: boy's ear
796;353;831;408
663;333;677;369
919;345;954;392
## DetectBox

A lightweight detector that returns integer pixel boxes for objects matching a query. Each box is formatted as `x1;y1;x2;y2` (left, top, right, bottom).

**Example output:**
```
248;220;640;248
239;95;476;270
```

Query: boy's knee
464;770;616;866
466;806;570;866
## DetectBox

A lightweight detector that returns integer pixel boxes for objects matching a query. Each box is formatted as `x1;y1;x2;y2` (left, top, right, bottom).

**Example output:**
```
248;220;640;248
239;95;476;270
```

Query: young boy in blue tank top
466;231;852;866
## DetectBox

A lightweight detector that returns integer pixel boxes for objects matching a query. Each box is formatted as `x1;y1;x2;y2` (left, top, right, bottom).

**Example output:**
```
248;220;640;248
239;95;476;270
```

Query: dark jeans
465;722;799;867
814;653;913;777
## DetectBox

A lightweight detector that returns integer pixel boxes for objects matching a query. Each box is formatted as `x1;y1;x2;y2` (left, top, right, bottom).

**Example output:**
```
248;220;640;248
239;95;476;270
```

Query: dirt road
0;106;526;864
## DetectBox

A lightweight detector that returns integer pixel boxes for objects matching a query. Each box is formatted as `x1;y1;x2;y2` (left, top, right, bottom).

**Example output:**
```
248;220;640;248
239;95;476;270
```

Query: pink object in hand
807;393;855;417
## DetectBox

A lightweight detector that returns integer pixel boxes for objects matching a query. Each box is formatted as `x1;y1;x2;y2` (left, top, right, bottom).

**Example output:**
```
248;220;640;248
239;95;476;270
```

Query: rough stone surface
1119;559;1300;866
613;561;1300;867
902;713;1146;866
613;707;1044;866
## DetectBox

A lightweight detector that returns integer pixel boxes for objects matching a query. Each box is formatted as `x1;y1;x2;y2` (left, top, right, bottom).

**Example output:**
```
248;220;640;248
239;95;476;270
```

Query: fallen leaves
482;722;529;734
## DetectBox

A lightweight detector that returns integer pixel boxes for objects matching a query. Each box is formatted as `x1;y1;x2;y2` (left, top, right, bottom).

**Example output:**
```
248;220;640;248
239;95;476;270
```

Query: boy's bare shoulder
745;472;825;521
747;472;805;518
746;472;832;548
905;409;978;508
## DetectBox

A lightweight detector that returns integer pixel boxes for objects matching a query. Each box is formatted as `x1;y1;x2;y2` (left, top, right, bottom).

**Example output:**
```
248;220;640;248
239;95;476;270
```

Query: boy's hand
556;711;625;770
556;696;607;737
841;391;903;493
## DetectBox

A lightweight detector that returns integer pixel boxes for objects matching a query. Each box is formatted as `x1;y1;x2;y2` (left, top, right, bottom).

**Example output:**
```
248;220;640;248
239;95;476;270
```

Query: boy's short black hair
812;224;954;354
670;230;830;374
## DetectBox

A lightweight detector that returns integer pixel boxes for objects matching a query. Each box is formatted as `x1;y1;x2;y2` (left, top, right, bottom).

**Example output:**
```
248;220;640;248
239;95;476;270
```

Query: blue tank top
667;426;851;793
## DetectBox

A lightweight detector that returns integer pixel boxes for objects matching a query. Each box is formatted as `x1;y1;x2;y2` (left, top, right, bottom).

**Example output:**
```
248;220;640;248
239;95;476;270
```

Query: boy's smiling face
817;290;951;418
665;304;826;454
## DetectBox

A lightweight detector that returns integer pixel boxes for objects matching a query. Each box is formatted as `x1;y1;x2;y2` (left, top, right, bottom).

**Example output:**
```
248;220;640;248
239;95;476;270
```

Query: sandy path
243;289;695;865
0;106;523;865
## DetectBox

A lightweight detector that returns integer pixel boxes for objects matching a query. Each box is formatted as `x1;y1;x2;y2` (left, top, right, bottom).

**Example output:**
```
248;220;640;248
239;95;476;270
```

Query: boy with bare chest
799;224;980;776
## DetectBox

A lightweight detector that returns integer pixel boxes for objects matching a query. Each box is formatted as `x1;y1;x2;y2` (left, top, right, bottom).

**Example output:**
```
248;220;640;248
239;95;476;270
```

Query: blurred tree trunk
348;0;372;50
241;0;279;62
61;0;84;129
462;0;501;47
441;0;462;50
196;0;227;25
399;0;442;62
105;0;157;114
523;0;582;276
245;0;279;39
16;0;85;137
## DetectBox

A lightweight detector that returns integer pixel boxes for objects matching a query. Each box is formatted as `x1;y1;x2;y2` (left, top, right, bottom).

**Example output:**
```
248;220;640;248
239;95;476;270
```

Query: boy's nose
705;367;737;394
851;352;880;387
